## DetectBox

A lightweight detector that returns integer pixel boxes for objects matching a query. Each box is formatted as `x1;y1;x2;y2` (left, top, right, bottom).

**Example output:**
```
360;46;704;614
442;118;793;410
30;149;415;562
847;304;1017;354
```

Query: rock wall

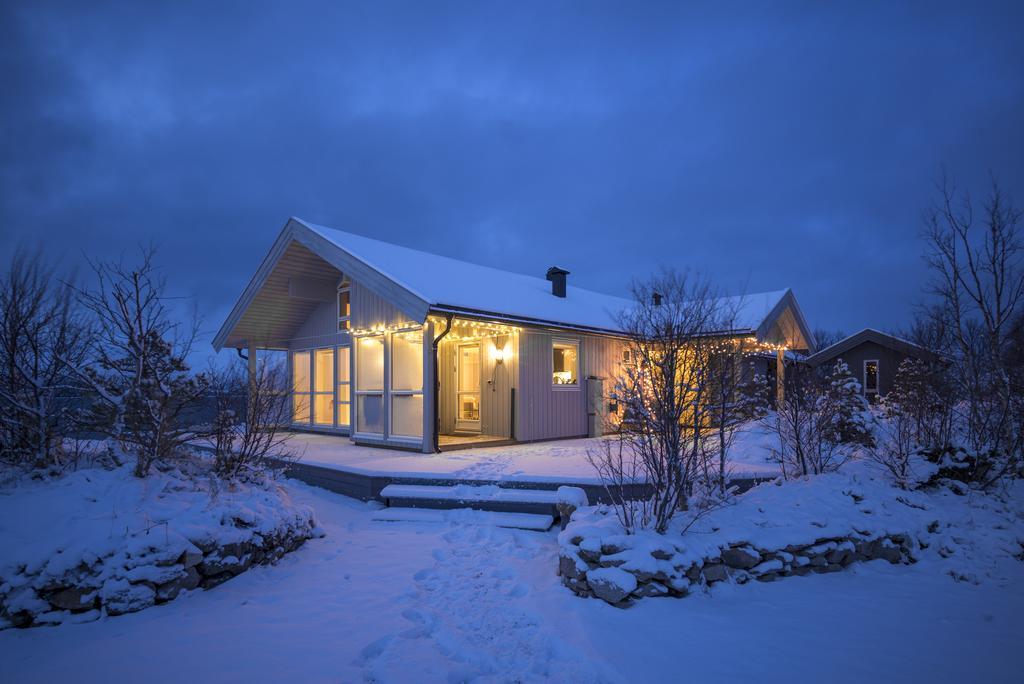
1;521;315;628
559;529;914;606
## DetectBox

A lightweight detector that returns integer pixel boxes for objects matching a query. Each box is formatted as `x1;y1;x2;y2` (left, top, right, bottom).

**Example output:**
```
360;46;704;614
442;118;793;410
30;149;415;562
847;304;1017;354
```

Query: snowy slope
0;477;1020;683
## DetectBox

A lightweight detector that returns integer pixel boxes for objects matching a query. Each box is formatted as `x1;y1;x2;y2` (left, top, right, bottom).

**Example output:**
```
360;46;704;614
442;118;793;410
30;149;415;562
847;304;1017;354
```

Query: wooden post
247;342;257;408
776;348;785;406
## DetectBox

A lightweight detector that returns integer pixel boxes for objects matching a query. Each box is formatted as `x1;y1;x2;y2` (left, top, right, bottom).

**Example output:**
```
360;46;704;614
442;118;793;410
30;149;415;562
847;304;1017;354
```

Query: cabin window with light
292;350;311;423
313;348;334;426
552;339;579;387
390;329;424;438
336;346;351;428
355;335;385;435
337;284;351;331
864;360;879;399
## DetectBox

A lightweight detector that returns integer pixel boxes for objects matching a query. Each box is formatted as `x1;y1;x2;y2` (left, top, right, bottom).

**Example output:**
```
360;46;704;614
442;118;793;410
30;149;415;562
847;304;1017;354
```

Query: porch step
379;483;560;517
372;507;554;531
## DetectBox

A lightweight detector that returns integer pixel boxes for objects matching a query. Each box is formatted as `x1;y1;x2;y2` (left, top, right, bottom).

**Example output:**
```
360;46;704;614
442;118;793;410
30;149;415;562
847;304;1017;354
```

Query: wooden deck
274;431;776;506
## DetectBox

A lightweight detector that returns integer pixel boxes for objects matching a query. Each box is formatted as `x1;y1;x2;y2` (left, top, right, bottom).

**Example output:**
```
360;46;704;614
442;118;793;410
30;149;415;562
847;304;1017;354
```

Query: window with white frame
336;345;351;428
552;338;579;387
355;335;385;435
390;329;424;438
338;284;351;331
864;360;879;397
292;350;311;423
313;348;334;426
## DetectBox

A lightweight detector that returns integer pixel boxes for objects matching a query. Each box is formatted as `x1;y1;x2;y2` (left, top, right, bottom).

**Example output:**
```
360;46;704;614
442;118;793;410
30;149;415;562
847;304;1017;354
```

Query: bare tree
0;248;89;468
587;270;731;534
205;356;295;480
70;247;208;477
923;174;1024;484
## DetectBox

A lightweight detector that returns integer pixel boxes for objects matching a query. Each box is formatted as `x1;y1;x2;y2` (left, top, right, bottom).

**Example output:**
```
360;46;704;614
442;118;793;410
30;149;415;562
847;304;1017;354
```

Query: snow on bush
0;454;319;628
559;467;1024;605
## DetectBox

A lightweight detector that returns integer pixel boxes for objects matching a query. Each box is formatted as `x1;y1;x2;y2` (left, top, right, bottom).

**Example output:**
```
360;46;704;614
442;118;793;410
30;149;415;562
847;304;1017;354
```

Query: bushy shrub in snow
0;450;318;629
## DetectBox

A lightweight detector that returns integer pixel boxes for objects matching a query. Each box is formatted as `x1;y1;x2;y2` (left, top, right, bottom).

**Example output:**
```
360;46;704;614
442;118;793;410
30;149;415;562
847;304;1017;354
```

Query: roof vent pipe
652;292;663;306
546;267;569;298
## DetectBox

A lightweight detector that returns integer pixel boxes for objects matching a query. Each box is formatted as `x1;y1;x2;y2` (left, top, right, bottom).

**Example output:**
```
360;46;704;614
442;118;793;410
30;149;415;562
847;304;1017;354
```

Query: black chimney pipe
546;266;569;298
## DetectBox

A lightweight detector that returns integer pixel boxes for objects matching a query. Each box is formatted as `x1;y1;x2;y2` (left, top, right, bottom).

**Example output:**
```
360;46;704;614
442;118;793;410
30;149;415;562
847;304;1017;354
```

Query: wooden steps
371;507;554;531
379;483;561;517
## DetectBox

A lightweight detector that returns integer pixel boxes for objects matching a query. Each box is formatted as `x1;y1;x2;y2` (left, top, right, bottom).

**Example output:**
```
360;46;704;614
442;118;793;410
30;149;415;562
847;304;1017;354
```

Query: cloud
1;1;1022;364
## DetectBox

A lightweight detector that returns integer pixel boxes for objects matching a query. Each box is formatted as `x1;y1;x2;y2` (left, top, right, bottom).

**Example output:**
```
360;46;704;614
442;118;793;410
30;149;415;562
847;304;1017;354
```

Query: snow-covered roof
213;217;815;350
804;328;939;367
299;219;633;332
299;218;794;335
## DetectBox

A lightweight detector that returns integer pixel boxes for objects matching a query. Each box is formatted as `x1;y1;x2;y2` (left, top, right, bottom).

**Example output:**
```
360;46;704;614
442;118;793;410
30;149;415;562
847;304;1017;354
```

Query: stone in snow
588;567;637;604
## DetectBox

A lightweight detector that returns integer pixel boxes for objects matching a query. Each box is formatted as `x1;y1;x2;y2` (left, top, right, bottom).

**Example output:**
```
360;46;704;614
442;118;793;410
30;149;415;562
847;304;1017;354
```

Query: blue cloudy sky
2;1;1022;357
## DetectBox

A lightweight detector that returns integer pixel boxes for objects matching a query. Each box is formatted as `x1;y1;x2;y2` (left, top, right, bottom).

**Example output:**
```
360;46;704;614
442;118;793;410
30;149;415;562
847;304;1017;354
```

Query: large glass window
356;336;385;434
391;330;424;438
313;348;334;426
337;346;351;428
552;339;579;387
292;350;310;423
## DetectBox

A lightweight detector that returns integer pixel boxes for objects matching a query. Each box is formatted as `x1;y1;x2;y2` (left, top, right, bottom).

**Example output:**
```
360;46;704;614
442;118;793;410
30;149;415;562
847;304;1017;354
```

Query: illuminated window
457;343;481;426
552;339;579;387
391;330;423;438
338;285;351;331
355;336;384;434
864;360;879;398
336;346;351;428
313;348;334;426
292;350;310;423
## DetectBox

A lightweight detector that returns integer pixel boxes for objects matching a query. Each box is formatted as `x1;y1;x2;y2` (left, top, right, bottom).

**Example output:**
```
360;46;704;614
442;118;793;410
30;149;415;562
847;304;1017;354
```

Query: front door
455;343;481;433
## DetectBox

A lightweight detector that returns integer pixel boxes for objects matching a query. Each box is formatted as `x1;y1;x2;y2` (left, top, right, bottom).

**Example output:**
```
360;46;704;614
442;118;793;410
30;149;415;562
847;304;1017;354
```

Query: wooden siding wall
583;335;627;385
516;330;588;441
288;302;351;350
351;281;420;330
825;341;916;397
438;340;456;434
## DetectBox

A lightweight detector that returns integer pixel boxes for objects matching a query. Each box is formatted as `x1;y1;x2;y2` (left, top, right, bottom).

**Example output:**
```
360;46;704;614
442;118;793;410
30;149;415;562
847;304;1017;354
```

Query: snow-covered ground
284;431;780;483
1;477;1020;683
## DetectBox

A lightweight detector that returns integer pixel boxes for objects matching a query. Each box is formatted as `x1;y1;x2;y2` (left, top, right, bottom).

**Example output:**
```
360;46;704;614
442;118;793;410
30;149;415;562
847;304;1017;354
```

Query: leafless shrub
765;361;869;479
587;270;735;534
69;247;208;477
0;247;89;469
205;356;295;480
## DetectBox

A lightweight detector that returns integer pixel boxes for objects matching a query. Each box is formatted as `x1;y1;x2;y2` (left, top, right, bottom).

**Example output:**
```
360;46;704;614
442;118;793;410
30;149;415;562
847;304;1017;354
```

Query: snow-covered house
213;218;815;453
804;328;940;400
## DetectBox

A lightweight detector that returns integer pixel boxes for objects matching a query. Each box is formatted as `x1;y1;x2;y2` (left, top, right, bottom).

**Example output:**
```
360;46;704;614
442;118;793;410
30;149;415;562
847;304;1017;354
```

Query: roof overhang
754;288;817;352
212;219;430;351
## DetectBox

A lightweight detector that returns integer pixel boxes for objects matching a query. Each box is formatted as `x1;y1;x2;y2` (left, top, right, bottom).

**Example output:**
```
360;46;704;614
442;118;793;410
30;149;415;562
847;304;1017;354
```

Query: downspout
431;313;454;453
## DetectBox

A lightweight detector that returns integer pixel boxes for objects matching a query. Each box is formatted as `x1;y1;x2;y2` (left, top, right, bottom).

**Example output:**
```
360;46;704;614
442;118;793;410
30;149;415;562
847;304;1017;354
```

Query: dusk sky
2;1;1022;359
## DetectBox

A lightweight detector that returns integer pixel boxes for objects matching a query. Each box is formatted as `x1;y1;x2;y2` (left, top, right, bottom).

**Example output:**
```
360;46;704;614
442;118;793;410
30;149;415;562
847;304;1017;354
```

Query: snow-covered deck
280;430;781;501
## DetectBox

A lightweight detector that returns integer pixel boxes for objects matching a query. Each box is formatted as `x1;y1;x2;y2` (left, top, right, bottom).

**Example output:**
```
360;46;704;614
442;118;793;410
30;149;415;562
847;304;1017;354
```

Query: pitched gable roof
213;218;816;350
804;328;939;367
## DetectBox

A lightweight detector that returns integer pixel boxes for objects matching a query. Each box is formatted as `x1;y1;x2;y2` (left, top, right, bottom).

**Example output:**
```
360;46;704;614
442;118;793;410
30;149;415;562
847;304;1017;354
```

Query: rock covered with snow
0;461;319;628
557;469;1024;605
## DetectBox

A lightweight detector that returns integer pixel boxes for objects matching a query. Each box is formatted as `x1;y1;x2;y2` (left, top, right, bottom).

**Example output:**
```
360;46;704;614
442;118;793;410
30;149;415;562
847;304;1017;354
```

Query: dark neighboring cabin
803;328;940;400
